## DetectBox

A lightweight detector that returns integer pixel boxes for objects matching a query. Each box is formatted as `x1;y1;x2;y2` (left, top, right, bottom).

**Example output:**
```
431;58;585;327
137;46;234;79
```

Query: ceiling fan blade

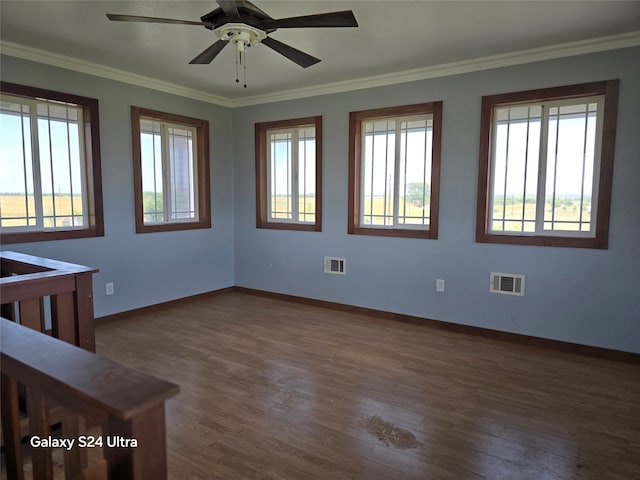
216;0;242;21
106;13;203;26
262;11;358;29
189;40;229;64
261;37;320;68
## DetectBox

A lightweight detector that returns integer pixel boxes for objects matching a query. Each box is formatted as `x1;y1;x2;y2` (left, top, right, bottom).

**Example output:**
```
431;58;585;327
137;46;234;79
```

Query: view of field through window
139;119;197;224
1;97;602;237
0;96;86;230
490;99;600;234
361;116;433;227
268;126;316;223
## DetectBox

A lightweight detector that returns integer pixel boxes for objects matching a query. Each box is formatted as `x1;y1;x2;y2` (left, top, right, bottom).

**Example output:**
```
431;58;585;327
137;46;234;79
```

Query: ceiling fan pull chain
235;46;240;84
244;52;247;88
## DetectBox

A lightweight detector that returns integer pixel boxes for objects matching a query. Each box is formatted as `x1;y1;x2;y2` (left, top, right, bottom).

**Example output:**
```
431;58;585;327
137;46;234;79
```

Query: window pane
361;115;435;229
265;125;316;224
140;121;197;224
257;117;321;231
362;119;395;226
140;121;163;223
398;118;431;226
168;127;196;220
478;82;616;248
133;107;209;233
298;127;315;223
0;101;36;227
37;102;86;229
0;86;104;242
269;131;293;220
68;121;84;226
490;105;541;232
49;117;73;226
490;99;601;236
350;103;441;238
544;103;597;233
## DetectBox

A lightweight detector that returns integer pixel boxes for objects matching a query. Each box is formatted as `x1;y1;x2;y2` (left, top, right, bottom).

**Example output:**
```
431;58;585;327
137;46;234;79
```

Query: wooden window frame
131;106;211;234
0;82;104;244
348;102;442;239
476;80;619;249
255;116;322;232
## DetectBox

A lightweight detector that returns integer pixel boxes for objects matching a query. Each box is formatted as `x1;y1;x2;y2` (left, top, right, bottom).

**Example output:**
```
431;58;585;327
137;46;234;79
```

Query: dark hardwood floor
94;292;640;480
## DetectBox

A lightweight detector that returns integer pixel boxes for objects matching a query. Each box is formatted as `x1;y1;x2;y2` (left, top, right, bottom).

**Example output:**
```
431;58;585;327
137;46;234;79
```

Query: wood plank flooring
93;292;640;479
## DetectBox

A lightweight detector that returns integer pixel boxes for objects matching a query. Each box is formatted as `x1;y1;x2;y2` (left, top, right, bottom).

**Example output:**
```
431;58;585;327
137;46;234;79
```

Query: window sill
476;232;607;249
1;227;104;244
136;219;211;234
257;221;321;232
348;225;436;239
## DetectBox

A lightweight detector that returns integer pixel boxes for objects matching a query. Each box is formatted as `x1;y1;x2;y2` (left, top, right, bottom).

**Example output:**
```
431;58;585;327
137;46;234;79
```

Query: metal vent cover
490;272;525;296
324;256;346;275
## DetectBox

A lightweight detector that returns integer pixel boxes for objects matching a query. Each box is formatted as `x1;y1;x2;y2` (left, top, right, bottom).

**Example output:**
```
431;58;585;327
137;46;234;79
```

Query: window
255;116;322;231
476;80;619;248
0;82;103;244
348;102;442;239
131;107;210;233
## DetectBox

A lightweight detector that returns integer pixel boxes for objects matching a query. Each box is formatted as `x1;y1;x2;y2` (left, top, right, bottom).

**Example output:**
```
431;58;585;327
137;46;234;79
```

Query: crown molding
0;40;233;108
230;31;640;107
2;31;639;109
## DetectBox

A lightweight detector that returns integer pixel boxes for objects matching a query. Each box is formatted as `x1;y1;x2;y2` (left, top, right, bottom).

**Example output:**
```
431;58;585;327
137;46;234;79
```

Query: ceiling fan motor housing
200;1;275;33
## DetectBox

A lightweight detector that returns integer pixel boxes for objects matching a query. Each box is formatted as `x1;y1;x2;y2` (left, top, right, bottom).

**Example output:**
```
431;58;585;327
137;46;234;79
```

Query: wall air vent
490;272;525;296
324;257;346;275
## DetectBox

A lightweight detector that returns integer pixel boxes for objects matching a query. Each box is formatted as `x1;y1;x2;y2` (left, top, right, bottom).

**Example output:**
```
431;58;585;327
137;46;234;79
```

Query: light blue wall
2;48;639;353
232;47;640;353
1;55;236;317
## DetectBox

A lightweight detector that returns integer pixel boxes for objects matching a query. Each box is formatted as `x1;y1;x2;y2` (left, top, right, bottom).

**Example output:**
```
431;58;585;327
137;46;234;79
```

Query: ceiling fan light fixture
213;24;265;88
215;23;266;48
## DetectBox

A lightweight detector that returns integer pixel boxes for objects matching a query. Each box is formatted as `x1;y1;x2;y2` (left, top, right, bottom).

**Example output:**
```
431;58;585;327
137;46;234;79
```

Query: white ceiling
2;1;640;106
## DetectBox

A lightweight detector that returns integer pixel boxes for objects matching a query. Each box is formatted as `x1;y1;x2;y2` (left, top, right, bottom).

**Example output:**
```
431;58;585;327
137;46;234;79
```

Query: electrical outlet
436;279;445;292
106;282;114;296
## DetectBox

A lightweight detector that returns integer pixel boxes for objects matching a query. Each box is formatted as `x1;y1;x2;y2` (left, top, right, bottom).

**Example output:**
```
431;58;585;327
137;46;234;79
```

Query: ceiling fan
106;0;358;84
